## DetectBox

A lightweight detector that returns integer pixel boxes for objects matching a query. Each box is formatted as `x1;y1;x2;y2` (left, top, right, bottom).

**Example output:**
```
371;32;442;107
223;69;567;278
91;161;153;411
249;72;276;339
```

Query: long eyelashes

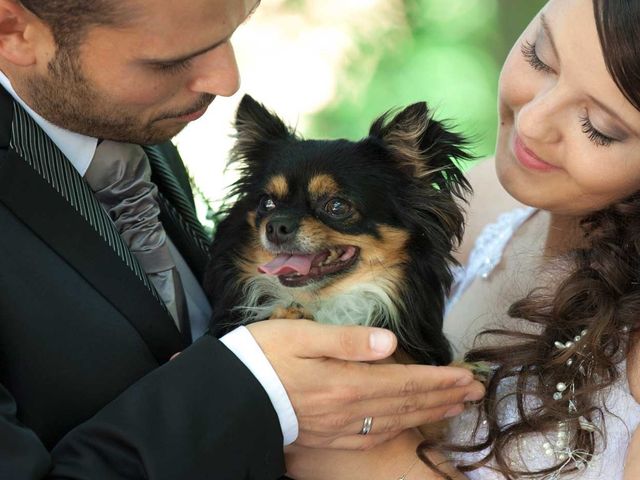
520;40;554;74
520;40;616;148
579;113;615;147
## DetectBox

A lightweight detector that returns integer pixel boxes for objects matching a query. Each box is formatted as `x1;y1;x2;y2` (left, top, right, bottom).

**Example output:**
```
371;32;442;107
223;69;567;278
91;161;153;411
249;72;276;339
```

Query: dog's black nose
266;216;299;245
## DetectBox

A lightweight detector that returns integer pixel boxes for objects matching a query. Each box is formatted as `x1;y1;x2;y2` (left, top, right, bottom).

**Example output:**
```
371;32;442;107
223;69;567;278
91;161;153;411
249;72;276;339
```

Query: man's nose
188;41;241;97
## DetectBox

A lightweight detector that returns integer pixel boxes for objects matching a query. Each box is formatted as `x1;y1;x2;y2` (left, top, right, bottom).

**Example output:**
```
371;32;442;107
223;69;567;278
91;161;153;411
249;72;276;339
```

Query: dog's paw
451;360;492;385
270;303;314;320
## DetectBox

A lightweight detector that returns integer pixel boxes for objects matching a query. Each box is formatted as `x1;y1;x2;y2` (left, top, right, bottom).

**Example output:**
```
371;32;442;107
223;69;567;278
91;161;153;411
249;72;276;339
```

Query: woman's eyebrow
587;94;640;138
540;13;560;60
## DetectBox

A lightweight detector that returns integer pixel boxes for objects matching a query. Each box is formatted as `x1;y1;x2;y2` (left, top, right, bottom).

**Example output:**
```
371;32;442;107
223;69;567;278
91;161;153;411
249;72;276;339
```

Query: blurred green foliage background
308;0;546;158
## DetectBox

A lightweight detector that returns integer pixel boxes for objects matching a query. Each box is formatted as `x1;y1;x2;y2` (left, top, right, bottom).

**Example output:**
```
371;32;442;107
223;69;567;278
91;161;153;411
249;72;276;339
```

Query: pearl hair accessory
542;329;597;478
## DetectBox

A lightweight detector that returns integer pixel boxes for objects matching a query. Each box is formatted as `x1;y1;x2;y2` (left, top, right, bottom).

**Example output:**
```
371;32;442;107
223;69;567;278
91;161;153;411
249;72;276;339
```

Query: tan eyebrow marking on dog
308;174;340;200
266;175;289;199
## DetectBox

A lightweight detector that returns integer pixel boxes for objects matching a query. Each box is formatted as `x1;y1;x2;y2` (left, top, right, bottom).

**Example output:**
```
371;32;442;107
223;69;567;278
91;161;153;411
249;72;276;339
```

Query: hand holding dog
247;319;485;450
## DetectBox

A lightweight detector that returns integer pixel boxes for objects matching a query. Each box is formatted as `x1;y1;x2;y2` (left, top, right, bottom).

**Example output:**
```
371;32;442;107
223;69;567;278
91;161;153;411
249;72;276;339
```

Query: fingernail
369;330;394;354
464;389;485;402
444;405;465;419
454;375;473;387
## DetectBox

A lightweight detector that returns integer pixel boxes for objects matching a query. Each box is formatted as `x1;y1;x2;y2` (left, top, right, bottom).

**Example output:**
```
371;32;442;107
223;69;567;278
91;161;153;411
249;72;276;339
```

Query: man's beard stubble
24;48;213;145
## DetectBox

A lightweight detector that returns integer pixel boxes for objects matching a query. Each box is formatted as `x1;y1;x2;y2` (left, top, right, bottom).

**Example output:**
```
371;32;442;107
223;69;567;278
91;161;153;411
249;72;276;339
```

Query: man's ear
0;0;46;67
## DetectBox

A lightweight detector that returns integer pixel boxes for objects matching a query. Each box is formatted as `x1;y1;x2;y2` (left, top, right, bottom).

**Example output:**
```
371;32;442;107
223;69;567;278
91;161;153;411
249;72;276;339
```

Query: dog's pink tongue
258;254;314;276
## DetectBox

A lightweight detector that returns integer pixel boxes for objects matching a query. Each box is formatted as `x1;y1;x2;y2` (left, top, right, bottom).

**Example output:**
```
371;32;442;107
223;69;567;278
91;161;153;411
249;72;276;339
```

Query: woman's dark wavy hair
421;1;640;478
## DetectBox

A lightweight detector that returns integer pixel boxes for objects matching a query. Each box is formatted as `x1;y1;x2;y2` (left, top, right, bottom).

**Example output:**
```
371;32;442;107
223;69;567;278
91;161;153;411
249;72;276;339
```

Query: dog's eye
324;198;352;218
259;196;276;212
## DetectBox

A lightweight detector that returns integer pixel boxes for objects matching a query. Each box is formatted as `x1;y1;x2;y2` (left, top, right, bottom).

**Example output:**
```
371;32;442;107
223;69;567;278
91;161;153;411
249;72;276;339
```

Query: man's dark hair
19;0;134;48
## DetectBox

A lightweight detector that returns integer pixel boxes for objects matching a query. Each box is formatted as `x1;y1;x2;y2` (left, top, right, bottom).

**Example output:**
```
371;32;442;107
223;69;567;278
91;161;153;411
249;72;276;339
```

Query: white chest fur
233;275;400;328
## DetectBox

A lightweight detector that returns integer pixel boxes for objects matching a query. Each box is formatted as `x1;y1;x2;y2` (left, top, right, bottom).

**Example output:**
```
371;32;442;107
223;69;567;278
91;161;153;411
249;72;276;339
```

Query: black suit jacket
0;85;285;479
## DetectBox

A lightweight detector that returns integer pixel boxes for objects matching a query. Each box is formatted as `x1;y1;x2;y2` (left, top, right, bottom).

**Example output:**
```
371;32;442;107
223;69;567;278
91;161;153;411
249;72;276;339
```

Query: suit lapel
0;90;185;360
144;144;211;281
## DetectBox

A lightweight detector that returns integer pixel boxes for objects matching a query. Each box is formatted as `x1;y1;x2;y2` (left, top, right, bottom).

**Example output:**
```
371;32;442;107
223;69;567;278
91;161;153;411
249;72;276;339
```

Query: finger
341;403;465;437
296;430;401;450
298;383;484;436
299;322;399;361
299;402;467;439
342;382;485;420
328;362;478;402
247;319;399;361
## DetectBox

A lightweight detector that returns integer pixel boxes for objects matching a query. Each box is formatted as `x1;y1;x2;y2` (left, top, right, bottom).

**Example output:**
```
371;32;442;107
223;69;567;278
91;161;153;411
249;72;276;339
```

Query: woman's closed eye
579;113;615;147
521;40;554;74
521;40;617;148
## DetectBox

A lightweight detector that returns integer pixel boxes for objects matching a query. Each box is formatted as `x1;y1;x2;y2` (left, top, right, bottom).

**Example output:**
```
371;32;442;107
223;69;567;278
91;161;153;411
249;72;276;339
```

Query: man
0;0;484;478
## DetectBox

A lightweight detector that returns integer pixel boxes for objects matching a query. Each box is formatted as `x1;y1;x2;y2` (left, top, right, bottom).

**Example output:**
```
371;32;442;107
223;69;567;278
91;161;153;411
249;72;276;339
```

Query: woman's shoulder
456;157;526;264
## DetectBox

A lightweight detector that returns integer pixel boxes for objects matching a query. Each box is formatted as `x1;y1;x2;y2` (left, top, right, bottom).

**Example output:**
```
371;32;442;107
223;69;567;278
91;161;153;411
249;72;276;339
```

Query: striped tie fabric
8;102;165;306
143;145;211;261
85;140;190;333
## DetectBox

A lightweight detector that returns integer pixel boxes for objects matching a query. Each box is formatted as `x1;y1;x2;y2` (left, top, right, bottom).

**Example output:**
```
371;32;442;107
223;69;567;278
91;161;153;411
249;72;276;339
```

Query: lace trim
447;207;536;312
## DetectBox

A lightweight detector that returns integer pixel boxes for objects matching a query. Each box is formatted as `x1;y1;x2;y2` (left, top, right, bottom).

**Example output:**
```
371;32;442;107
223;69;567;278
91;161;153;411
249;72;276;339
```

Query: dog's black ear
370;102;472;247
232;95;295;163
369;102;472;187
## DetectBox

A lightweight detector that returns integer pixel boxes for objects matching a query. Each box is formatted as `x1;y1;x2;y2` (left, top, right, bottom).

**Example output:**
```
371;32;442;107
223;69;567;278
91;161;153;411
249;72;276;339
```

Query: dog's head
226;94;471;299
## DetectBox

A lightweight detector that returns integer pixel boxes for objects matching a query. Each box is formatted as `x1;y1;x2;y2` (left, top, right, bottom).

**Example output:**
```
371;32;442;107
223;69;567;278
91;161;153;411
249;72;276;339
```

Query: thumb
300;322;398;361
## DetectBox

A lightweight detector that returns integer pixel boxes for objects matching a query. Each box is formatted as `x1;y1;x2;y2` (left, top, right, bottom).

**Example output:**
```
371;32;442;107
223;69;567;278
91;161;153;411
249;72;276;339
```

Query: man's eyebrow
142;37;230;66
141;0;261;65
540;13;560;60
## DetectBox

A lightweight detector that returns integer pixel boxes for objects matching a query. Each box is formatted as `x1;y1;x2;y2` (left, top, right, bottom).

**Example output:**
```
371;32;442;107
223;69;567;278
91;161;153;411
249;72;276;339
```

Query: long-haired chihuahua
204;95;472;366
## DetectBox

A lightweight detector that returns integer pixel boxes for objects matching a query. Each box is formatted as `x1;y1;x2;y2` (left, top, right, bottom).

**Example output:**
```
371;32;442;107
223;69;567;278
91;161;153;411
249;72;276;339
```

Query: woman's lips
513;135;558;172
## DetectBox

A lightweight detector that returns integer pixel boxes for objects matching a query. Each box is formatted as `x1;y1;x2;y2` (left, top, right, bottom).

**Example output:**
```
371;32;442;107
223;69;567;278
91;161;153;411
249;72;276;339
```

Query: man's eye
324;198;352;218
153;59;193;74
259;196;276;212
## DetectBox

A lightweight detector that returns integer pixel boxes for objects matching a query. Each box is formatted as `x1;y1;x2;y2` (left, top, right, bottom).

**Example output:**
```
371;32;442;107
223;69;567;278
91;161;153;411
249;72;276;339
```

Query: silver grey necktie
84;140;189;333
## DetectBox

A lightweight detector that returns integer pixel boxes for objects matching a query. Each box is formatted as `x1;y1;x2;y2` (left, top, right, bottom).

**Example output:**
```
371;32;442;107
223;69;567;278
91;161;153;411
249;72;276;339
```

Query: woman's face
496;0;640;216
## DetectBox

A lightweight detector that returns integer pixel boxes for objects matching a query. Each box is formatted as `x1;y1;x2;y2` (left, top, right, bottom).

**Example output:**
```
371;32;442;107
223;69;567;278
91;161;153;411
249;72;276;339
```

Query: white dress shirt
0;70;298;445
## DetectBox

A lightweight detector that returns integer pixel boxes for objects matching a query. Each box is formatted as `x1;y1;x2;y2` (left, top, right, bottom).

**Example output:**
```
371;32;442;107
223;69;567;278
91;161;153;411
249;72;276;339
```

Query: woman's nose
516;84;565;145
188;41;241;97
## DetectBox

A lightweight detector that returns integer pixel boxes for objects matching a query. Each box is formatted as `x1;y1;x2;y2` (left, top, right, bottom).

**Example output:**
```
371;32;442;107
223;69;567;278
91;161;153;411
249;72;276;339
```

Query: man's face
18;0;258;144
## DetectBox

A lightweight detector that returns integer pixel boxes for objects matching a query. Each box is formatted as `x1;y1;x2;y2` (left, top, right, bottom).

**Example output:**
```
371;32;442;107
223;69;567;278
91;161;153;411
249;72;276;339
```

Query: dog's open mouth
258;245;360;287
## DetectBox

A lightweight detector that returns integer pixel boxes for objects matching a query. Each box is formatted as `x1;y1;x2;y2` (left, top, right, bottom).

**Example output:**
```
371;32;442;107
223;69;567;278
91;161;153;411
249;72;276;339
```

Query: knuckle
381;415;402;433
339;329;358;357
400;378;421;395
316;437;334;448
325;413;352;431
333;384;360;404
446;389;465;405
356;437;378;451
398;397;419;414
302;435;333;448
299;417;324;436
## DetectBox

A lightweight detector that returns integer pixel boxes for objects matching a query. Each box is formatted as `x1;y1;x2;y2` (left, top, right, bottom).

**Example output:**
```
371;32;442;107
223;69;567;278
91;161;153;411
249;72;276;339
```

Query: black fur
204;95;472;366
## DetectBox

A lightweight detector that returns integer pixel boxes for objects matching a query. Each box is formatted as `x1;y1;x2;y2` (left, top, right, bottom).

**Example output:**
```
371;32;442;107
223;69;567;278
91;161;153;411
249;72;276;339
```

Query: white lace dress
445;208;640;479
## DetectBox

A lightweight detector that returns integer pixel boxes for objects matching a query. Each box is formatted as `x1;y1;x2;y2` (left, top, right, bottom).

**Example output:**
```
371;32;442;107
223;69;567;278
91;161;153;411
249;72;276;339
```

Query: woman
286;0;640;478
